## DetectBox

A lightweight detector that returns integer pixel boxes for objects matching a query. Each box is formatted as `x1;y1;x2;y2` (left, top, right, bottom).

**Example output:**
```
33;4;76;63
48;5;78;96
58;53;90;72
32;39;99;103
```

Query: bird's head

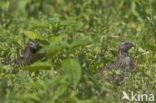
29;41;42;53
118;41;136;52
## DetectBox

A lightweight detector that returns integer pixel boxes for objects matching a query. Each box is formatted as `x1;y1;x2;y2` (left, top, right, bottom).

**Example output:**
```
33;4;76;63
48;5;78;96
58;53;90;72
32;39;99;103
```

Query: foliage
0;0;156;103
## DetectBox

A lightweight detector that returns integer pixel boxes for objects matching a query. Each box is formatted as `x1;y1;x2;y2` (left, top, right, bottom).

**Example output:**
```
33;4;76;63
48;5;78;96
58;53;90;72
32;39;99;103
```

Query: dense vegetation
0;0;156;103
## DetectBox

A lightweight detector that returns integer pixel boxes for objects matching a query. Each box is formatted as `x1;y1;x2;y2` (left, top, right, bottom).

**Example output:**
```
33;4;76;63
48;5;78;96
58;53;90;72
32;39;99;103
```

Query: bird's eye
30;42;34;46
125;43;129;46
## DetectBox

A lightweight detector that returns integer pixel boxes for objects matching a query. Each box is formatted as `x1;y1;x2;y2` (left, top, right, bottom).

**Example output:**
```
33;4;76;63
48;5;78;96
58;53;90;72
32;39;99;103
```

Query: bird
14;41;46;65
24;41;42;54
98;41;136;80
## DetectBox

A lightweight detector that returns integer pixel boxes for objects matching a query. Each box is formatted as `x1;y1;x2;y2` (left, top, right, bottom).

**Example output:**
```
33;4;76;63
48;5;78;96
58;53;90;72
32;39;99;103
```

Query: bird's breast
116;56;132;70
124;56;131;64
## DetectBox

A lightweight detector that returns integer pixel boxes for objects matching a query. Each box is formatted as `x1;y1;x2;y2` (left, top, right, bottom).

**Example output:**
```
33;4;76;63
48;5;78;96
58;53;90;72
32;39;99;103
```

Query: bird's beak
130;43;136;47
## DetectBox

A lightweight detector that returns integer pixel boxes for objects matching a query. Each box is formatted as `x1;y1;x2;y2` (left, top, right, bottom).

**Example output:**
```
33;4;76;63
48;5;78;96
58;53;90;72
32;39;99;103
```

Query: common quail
14;41;45;65
98;41;136;78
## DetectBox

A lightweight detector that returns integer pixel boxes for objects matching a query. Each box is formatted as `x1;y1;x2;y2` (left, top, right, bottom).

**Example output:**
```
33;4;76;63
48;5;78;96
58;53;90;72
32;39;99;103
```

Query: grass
0;0;156;103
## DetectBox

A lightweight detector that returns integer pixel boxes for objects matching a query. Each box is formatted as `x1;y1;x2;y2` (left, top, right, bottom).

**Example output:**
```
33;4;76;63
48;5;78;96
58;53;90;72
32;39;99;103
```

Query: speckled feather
14;42;46;65
98;41;135;77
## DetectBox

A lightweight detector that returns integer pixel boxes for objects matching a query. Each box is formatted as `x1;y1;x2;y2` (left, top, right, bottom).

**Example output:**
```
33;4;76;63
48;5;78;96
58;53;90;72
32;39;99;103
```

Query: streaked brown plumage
98;41;136;78
14;41;46;65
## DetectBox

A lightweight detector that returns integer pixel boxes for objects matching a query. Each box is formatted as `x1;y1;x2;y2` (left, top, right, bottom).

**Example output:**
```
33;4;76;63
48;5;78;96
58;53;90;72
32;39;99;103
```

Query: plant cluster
0;0;156;103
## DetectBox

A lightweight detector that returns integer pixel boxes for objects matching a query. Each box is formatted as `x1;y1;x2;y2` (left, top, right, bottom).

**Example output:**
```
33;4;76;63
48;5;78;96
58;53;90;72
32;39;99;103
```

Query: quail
14;41;46;65
98;41;136;79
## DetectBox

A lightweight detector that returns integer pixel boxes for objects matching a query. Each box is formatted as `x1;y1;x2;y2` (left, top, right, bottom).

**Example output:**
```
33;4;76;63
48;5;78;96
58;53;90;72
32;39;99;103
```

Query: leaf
51;75;69;88
40;45;61;53
39;41;71;58
26;81;45;90
0;1;10;11
62;59;81;88
59;20;77;26
38;40;50;46
71;40;90;48
138;47;146;53
49;35;64;45
0;36;9;42
18;0;28;11
39;39;89;56
59;41;71;49
30;22;49;29
48;17;59;26
55;85;68;99
39;45;62;58
23;62;52;71
22;93;40;102
0;63;3;71
78;99;93;103
23;31;43;40
148;43;156;52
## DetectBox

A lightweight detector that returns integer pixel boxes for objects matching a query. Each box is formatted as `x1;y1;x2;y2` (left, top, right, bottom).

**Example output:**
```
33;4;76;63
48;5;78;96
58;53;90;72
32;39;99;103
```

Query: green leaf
62;59;81;88
0;63;3;71
51;75;69;87
49;35;64;45
23;31;43;40
26;81;45;90
39;41;71;58
18;0;28;11
22;93;40;102
78;99;93;103
48;17;59;26
71;40;90;48
23;62;52;71
30;22;49;29
0;36;9;42
59;20;77;26
138;47;146;52
0;1;10;11
40;45;61;53
38;40;50;46
148;43;156;52
59;41;71;49
55;85;68;99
